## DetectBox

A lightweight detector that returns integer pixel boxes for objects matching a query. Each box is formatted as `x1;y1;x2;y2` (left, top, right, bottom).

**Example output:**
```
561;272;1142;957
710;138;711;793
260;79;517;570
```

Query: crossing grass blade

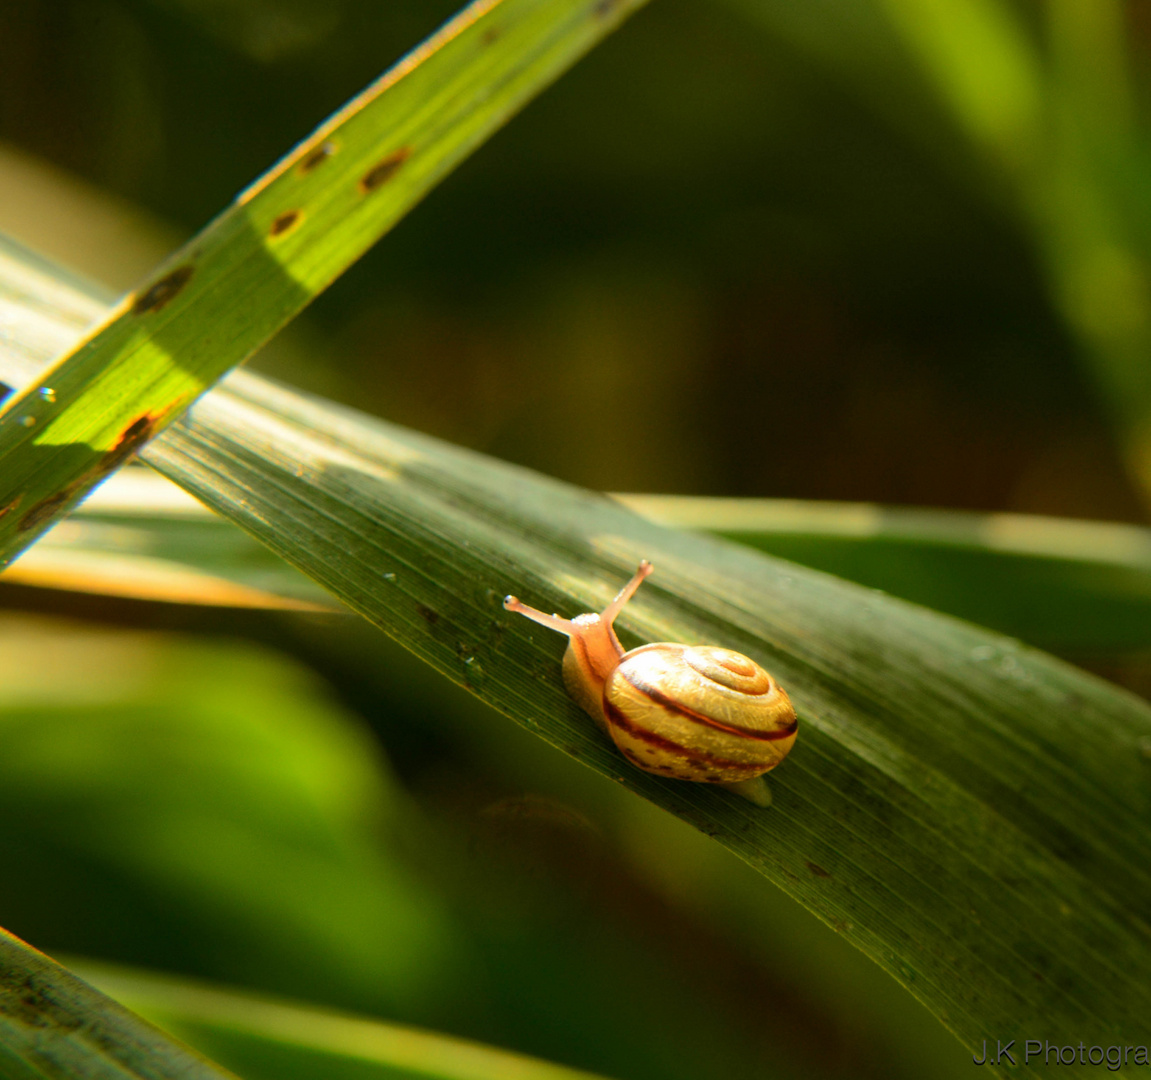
8;463;1151;661
0;933;619;1080
0;0;648;567
5;466;340;611
71;961;618;1080
614;495;1151;655
0;928;239;1080
9;463;1150;657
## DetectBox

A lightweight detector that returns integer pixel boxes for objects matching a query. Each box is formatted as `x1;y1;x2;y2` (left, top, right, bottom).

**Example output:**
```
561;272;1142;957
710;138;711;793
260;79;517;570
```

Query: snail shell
504;561;797;805
604;642;796;783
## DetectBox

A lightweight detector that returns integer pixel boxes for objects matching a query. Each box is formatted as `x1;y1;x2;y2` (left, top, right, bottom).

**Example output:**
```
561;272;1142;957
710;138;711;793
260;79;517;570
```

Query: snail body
503;561;797;806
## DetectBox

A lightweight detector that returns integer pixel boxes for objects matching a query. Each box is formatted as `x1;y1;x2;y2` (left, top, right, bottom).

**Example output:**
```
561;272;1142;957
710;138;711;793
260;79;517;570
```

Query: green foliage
0;620;458;1014
0;0;647;566
123;366;1151;1080
618;495;1151;654
1;931;622;1080
726;0;1151;505
0;928;238;1080
1;2;1151;1079
72;961;618;1080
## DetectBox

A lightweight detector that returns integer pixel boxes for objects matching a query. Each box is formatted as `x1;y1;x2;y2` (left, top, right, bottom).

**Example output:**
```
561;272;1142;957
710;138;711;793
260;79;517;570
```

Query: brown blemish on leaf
269;209;303;237
18;412;165;534
481;25;501;44
299;141;336;173
18;491;73;533
594;0;622;17
360;147;411;192
806;861;832;879
417;603;440;626
132;265;194;315
0;496;22;522
103;413;159;472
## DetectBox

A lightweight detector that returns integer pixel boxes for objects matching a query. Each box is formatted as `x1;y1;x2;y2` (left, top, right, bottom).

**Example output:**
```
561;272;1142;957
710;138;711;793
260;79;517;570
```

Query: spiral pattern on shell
601;644;798;783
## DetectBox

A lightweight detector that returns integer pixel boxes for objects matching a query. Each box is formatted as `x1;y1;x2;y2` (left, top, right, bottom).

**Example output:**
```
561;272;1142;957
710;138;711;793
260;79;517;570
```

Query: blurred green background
1;1;1150;1078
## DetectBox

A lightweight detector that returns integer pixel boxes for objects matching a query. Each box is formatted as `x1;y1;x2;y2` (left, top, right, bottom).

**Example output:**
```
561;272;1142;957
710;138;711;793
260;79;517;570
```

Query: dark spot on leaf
417;604;440;626
0;968;83;1031
299;141;336;173
103;413;159;472
481;25;501;44
269;209;302;237
594;0;622;17
0;496;22;521
16;412;166;535
360;147;411;192
18;491;71;533
132;265;194;315
806;861;832;878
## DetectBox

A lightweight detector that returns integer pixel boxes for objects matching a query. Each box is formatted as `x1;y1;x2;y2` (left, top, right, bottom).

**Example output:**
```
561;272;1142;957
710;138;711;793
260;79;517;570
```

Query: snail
503;561;797;806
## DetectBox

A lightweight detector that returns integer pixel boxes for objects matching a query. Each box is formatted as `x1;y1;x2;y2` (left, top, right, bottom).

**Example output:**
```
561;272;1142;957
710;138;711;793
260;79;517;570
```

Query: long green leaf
7;466;339;610
0;929;238;1080
72;961;616;1080
0;0;647;565
4;240;1151;1076
135;372;1151;1078
15;232;1149;650
13;470;1151;656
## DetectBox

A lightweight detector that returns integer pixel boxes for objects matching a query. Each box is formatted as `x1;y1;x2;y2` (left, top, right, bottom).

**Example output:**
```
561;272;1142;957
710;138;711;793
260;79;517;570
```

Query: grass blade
72;961;618;1080
0;0;647;565
12;466;1151;657
6;467;338;611
615;495;1151;654
125;369;1151;1076
0;929;238;1080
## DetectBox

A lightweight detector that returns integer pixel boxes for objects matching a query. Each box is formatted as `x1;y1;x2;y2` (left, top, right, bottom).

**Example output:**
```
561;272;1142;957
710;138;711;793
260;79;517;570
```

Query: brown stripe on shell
620;672;798;742
603;698;773;775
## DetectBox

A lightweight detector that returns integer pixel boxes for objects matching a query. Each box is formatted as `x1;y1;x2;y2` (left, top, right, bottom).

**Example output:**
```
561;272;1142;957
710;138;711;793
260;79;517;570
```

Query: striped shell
602;643;797;783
